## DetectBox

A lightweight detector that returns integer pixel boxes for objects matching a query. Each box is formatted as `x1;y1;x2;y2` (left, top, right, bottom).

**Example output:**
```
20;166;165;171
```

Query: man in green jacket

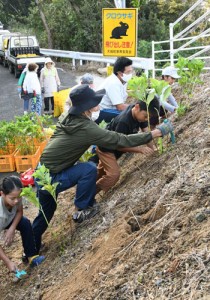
32;84;173;252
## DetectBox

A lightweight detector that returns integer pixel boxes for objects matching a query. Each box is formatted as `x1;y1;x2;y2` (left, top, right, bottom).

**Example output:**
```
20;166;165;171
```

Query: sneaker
72;205;100;223
30;255;45;267
22;253;29;264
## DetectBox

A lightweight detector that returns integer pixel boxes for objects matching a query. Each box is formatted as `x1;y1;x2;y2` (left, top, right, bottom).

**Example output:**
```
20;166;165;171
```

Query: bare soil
0;76;210;300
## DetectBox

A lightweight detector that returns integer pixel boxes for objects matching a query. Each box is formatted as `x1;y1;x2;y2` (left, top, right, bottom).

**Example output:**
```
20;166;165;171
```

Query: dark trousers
32;162;97;252
95;110;120;124
7;216;37;258
44;97;54;111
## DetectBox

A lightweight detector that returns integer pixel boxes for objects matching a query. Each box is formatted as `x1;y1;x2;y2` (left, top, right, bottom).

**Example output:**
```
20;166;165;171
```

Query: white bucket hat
162;66;180;79
45;57;54;64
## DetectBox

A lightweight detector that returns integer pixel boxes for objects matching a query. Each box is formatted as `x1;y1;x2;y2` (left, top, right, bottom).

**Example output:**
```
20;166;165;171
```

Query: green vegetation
20;185;49;226
175;56;204;105
20;164;60;226
0;113;54;155
0;0;200;54
176;103;188;118
128;75;171;129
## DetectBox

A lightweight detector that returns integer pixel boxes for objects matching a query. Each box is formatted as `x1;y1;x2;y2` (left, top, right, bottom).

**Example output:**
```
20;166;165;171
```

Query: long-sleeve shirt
23;71;41;94
41;113;153;173
160;93;178;113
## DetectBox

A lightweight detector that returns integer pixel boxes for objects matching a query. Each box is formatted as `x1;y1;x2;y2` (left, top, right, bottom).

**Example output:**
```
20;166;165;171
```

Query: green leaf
20;186;40;208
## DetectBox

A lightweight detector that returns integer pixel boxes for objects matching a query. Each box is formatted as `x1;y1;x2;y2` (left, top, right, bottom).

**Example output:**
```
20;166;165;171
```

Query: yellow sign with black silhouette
102;8;138;57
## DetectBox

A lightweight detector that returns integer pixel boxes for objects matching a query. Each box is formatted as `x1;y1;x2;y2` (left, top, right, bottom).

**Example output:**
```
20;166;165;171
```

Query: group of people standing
18;57;61;115
1;56;180;275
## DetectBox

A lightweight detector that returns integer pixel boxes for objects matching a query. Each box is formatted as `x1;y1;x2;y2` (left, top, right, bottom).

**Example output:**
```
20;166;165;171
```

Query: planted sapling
20;185;49;226
128;75;173;153
32;164;59;204
175;56;204;107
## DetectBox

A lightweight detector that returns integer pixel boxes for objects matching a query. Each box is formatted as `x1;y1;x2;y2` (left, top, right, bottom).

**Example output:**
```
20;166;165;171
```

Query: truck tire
8;63;14;74
14;67;20;78
3;59;8;68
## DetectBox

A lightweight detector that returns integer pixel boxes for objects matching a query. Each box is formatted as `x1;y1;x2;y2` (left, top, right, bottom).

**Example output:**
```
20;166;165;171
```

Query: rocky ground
0;74;209;300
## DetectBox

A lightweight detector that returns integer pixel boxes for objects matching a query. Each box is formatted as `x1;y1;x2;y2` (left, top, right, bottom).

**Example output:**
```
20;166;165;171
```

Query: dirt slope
0;76;209;300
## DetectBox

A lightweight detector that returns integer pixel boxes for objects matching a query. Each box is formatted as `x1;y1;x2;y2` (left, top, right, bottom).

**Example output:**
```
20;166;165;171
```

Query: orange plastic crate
14;147;41;172
33;139;48;154
0;150;16;172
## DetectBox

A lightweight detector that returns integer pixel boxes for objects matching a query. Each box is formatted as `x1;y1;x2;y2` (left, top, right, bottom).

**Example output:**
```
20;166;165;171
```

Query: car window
14;38;35;47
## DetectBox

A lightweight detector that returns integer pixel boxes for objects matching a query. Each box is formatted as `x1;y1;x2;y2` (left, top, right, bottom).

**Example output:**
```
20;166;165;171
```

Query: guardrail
40;48;154;75
152;0;210;77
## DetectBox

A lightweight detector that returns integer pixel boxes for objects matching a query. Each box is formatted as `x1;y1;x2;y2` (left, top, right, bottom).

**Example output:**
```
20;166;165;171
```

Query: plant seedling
32;164;59;204
176;103;188;118
20;185;49;226
79;150;95;162
175;56;204;106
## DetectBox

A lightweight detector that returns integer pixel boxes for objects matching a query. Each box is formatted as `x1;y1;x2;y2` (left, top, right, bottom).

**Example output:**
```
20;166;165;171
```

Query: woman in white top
23;63;42;115
40;57;60;114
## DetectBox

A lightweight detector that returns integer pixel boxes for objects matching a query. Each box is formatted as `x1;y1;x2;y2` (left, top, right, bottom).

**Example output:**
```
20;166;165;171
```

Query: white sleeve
23;74;28;91
106;84;125;105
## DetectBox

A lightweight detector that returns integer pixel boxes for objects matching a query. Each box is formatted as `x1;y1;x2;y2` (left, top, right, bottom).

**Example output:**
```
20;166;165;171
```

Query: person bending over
32;84;173;253
96;97;159;193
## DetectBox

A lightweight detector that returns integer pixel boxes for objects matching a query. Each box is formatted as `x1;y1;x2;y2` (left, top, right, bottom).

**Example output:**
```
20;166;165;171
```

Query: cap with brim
80;73;94;84
69;84;105;115
162;66;180;79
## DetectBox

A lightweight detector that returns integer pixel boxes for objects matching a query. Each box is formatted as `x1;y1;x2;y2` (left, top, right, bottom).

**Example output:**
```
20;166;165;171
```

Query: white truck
5;35;46;78
0;31;20;67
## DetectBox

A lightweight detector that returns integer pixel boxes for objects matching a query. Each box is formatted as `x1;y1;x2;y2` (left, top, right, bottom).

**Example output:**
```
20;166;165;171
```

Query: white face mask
121;73;132;82
91;110;100;121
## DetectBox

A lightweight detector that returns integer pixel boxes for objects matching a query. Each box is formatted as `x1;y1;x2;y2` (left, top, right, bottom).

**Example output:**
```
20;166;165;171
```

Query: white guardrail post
40;48;154;74
169;23;174;66
151;40;155;78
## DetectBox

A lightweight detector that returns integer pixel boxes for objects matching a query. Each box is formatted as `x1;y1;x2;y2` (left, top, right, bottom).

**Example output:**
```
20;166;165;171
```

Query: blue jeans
95;109;121;124
32;162;97;252
31;94;42;115
24;99;30;111
6;216;37;258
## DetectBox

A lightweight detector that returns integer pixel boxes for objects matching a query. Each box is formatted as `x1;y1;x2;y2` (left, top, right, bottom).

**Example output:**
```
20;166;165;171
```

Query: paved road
0;63;105;179
0;64;79;121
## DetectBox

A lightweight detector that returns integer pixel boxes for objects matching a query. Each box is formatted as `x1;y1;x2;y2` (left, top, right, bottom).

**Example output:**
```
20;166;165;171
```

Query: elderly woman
40;57;61;114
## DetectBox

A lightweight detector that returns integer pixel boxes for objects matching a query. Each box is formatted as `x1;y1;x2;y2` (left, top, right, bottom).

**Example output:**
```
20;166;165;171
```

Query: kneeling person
96;97;160;193
32;85;172;253
0;176;45;273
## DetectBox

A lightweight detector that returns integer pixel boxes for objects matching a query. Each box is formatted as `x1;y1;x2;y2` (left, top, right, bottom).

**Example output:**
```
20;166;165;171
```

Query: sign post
102;8;138;57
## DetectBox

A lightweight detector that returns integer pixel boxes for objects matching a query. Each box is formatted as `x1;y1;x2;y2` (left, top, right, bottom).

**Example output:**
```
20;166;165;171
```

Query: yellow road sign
102;8;138;57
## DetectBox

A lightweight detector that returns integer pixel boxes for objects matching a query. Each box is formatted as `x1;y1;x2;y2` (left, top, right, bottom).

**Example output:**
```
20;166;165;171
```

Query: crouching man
32;85;173;253
96;97;159;193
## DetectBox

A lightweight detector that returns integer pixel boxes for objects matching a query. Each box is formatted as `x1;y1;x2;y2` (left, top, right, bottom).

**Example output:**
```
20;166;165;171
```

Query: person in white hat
40;57;61;114
161;66;180;113
150;66;180;127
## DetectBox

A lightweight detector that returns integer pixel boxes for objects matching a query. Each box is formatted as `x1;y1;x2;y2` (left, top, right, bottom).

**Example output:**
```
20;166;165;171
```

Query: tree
34;0;53;48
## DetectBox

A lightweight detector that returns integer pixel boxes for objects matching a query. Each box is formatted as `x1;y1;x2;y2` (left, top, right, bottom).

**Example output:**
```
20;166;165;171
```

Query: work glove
156;119;173;137
41;87;45;94
57;85;60;92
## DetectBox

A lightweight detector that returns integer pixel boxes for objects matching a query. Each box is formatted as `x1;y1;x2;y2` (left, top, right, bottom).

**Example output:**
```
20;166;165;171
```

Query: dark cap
69;84;105;115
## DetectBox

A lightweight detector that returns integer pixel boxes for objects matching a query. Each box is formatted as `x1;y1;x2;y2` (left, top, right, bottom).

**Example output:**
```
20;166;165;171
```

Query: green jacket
41;114;153;173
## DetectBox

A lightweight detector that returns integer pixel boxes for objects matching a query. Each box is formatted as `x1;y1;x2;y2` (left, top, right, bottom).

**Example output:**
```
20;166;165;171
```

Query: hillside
0;75;210;300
